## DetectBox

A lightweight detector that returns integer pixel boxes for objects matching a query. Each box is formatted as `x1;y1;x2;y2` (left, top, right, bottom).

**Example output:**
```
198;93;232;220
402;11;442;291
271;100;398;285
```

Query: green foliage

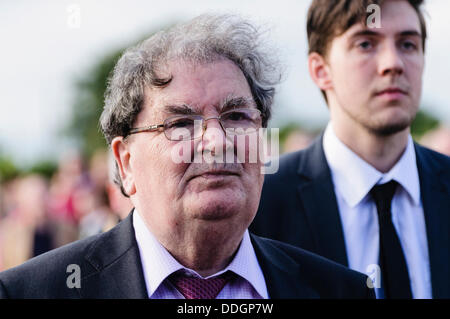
278;123;303;146
64;24;176;160
0;155;20;182
277;122;322;149
28;160;58;179
64;50;123;158
410;109;440;140
0;155;57;182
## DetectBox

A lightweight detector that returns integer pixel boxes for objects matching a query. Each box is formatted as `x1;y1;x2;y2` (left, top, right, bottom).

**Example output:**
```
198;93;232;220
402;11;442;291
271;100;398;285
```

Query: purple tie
169;270;234;299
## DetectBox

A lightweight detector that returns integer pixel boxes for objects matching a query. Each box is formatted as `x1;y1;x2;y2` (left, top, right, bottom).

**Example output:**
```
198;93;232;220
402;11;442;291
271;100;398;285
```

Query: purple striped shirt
133;210;269;299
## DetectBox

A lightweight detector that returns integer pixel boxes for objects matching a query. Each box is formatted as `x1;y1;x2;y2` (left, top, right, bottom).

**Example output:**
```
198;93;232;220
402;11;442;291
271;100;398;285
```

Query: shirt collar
380;134;420;205
133;210;183;297
323;123;420;207
224;227;268;298
133;209;268;298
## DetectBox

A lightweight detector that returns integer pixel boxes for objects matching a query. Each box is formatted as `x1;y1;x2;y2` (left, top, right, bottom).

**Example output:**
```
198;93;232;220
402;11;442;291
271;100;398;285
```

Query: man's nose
196;118;234;157
378;42;405;76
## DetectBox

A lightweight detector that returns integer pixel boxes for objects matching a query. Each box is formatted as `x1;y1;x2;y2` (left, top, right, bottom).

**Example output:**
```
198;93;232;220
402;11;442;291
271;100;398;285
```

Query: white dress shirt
133;209;269;299
323;123;432;298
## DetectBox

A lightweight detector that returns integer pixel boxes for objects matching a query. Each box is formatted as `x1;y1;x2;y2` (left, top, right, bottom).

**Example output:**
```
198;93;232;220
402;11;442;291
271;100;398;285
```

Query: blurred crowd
0;125;449;271
0;149;132;271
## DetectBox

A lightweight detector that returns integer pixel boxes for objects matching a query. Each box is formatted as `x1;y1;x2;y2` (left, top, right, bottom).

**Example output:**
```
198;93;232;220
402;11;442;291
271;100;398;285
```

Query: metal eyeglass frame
126;108;262;141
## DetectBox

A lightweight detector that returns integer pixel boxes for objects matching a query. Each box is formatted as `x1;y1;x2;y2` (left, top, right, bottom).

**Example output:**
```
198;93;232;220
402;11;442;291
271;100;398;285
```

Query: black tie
370;180;412;299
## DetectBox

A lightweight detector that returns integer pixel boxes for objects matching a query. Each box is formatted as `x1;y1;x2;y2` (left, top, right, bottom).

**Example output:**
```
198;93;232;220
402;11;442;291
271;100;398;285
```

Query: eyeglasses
127;108;262;141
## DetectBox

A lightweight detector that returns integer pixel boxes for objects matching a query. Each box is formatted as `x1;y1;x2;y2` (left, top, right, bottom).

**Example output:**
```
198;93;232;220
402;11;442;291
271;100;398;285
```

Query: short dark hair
307;0;427;57
307;0;427;101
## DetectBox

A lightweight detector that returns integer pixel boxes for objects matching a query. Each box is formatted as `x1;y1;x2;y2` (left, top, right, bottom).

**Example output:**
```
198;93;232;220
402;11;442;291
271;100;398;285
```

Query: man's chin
365;110;414;136
369;121;410;136
185;191;245;221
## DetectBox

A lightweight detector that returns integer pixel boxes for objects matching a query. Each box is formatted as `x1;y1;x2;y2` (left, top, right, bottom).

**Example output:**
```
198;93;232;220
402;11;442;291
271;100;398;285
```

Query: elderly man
0;14;373;299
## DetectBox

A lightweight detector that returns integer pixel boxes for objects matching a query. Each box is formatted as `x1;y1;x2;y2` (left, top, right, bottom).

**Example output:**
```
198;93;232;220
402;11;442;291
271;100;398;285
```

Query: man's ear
308;52;333;92
111;136;136;196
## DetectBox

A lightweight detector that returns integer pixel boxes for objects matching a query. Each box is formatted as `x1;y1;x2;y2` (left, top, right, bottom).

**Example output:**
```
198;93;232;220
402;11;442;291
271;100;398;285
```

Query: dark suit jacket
0;212;373;299
250;134;450;298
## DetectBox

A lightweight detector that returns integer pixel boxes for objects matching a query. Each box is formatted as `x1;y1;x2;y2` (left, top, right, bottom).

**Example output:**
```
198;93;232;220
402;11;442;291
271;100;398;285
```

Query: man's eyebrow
398;30;422;38
349;29;380;39
161;96;256;115
349;29;422;39
220;96;256;112
163;104;197;115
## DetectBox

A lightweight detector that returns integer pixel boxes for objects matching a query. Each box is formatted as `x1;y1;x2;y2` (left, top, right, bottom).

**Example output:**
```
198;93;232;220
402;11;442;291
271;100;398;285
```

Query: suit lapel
296;136;348;266
80;213;148;298
80;214;320;299
250;234;319;298
415;144;450;298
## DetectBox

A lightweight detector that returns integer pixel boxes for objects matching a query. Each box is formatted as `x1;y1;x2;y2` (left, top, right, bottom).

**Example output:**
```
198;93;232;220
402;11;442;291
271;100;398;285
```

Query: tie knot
370;180;398;215
168;270;235;299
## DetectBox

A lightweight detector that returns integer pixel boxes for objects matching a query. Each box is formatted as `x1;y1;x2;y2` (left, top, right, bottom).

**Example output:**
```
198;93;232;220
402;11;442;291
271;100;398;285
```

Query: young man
251;0;450;298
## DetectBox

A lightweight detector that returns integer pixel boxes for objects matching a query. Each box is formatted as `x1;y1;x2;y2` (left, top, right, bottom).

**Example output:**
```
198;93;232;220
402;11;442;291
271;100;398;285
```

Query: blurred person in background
0;182;4;270
48;150;87;224
0;179;19;221
0;182;3;219
251;0;450;299
73;182;111;239
0;175;54;271
76;149;121;239
0;179;18;271
47;150;85;246
420;125;450;156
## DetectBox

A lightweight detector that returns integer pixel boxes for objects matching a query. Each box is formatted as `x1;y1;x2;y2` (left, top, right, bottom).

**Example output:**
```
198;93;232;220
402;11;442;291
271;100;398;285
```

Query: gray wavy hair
100;13;282;196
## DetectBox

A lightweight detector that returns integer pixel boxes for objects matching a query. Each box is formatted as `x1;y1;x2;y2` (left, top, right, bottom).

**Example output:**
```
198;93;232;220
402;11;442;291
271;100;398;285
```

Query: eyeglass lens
164;109;261;141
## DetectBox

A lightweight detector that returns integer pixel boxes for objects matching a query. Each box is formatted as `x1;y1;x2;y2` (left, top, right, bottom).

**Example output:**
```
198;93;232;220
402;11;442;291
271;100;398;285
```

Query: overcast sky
1;0;449;167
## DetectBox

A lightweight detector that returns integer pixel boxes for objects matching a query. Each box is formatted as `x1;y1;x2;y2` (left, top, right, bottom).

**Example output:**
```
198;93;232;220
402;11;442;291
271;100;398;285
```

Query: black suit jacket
250;134;450;298
0;212;373;299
